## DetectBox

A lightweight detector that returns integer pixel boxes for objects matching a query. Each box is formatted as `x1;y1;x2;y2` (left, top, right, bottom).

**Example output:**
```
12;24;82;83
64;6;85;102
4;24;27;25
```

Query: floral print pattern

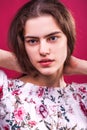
0;70;87;130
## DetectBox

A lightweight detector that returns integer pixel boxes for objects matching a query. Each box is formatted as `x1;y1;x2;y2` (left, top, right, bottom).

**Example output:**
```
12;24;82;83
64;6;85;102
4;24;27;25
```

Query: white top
0;70;87;130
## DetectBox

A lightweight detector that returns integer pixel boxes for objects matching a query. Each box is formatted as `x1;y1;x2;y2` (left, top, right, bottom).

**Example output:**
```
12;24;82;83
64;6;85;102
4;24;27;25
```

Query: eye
25;39;39;45
48;36;58;43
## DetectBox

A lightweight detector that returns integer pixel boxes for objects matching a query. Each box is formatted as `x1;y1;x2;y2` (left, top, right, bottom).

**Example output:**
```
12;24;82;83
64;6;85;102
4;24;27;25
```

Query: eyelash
25;36;58;45
48;36;58;42
25;39;39;45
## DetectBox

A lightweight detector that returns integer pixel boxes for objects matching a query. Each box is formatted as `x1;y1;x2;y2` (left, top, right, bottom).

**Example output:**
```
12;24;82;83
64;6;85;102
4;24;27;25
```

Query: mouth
38;59;54;67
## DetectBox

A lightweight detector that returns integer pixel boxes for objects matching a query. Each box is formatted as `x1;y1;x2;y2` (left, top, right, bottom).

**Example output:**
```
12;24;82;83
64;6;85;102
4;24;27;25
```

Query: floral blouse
0;70;87;130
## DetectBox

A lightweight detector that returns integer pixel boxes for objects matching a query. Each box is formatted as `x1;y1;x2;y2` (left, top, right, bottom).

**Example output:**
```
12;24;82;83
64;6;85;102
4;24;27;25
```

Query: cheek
54;42;67;57
55;44;67;65
25;46;37;63
25;46;33;60
26;51;34;62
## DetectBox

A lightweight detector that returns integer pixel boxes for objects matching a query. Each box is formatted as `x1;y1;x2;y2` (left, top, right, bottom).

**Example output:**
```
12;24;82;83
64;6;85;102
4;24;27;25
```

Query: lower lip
39;61;54;67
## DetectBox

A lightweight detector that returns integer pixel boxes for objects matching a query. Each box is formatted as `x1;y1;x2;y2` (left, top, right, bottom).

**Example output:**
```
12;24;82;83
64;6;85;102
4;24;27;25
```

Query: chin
37;67;60;76
39;70;57;76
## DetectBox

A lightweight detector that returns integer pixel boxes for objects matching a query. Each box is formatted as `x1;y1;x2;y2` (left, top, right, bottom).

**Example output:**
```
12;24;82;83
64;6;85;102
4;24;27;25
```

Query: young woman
0;0;87;129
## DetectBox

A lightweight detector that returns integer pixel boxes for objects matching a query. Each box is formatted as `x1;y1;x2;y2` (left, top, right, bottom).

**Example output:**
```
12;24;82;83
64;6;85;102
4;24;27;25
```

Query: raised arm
0;49;22;73
0;49;87;75
64;56;87;75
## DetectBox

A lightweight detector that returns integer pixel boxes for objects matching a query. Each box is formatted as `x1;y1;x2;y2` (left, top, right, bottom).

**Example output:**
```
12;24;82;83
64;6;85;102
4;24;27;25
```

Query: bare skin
0;49;22;73
0;49;87;75
64;56;87;75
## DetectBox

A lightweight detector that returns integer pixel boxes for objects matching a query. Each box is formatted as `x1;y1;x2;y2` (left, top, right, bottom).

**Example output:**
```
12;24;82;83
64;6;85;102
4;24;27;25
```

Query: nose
39;40;50;56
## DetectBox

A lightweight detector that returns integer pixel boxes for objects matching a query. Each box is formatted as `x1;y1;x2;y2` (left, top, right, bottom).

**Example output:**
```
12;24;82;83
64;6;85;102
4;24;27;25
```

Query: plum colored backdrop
0;0;87;83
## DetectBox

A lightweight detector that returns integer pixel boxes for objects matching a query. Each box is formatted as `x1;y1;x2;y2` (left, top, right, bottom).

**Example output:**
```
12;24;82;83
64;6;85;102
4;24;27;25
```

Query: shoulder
0;70;8;85
70;82;87;116
0;70;9;100
0;70;25;100
0;70;7;77
69;82;87;97
70;82;87;93
67;82;87;103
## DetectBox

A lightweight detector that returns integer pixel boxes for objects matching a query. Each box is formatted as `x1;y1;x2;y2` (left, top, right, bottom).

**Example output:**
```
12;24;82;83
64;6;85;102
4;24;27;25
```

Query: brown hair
8;0;76;74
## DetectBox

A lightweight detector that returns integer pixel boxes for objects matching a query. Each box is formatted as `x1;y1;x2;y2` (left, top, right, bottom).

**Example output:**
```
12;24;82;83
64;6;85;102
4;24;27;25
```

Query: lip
38;59;54;67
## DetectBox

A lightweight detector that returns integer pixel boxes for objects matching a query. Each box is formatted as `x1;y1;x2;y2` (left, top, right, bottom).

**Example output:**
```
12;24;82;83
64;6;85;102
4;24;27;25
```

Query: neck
20;68;66;88
36;72;66;88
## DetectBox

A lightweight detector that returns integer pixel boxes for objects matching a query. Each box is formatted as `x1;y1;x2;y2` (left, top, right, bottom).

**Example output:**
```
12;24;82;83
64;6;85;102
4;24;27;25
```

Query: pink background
0;0;87;83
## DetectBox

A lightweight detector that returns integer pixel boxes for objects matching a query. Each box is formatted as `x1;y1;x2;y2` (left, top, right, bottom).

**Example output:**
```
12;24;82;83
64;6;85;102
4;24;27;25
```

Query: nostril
39;45;50;56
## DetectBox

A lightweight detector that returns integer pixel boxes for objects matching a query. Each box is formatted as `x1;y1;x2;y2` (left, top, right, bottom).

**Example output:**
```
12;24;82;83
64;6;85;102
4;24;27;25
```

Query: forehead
24;15;62;37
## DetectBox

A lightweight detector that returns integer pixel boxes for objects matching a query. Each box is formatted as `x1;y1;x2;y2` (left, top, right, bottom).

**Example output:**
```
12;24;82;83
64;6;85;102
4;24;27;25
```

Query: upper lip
38;59;54;63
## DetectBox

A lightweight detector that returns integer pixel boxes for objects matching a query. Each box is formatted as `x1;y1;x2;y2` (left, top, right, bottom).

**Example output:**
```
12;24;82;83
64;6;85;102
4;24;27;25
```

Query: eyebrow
24;31;62;39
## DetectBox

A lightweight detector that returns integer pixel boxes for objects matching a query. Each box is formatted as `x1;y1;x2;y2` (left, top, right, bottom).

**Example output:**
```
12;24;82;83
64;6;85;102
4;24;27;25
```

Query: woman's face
24;15;67;76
